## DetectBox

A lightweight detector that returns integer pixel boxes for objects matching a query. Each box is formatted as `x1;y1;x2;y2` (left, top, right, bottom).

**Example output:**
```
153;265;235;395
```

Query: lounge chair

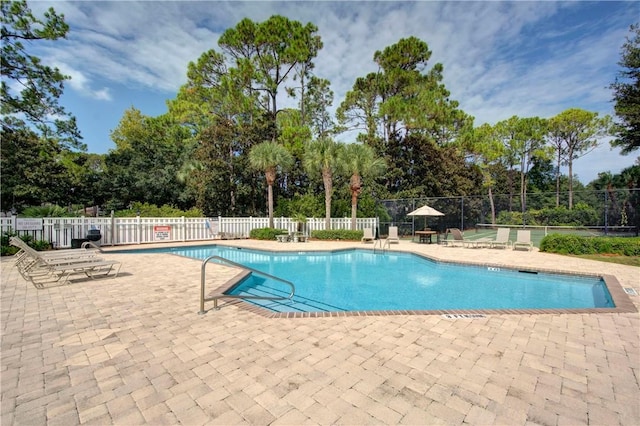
489;228;512;249
446;228;489;248
513;230;533;251
361;228;375;243
10;237;100;275
387;226;400;244
447;228;470;247
10;237;121;285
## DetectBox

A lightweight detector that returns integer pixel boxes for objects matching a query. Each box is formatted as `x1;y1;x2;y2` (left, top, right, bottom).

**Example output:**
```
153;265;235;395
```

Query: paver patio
1;240;639;425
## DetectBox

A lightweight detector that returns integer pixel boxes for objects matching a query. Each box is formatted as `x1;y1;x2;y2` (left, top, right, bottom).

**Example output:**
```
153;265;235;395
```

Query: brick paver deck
2;240;638;425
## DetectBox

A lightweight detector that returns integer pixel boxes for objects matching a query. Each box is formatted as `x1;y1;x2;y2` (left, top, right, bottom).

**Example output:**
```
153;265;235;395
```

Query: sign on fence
16;218;43;231
154;225;171;241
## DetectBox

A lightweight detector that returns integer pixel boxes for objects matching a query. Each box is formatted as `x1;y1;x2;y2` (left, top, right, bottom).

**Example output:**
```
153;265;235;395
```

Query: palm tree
339;143;386;230
303;137;342;230
249;141;294;228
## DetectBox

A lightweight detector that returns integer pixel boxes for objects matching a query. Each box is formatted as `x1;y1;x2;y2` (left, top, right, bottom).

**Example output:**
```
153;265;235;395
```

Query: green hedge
114;202;203;218
1;232;51;256
539;234;640;256
249;228;289;240
311;230;364;240
497;203;599;226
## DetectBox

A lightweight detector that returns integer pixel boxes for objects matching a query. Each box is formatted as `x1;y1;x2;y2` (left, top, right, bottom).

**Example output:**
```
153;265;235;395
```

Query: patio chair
446;228;489;248
361;228;375;243
489;228;512;249
10;237;121;284
513;230;533;251
10;237;98;274
387;226;400;244
446;228;471;247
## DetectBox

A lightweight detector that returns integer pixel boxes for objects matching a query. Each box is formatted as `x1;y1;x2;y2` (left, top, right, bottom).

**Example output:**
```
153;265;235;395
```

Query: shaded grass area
570;254;640;267
459;230;640;266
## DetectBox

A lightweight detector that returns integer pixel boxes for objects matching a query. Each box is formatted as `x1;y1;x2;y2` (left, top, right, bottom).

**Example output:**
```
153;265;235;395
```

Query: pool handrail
199;255;295;314
373;238;390;254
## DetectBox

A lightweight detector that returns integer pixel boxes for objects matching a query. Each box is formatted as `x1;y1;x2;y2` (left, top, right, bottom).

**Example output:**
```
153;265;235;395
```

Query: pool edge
189;245;638;318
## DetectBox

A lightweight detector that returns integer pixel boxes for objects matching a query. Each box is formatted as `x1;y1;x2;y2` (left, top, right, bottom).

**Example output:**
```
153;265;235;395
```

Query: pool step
229;276;344;313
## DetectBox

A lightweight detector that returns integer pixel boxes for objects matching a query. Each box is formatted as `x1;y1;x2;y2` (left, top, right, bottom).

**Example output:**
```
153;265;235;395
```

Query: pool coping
166;245;639;318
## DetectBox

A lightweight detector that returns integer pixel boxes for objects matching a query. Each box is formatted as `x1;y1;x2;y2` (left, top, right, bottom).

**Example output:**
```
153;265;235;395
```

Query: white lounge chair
446;228;468;247
446;228;486;248
387;226;400;244
10;237;100;274
513;230;533;251
489;228;512;249
10;237;121;285
361;228;375;243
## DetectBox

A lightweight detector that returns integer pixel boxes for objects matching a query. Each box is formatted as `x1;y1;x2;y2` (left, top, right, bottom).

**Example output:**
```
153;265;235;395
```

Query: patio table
415;230;437;244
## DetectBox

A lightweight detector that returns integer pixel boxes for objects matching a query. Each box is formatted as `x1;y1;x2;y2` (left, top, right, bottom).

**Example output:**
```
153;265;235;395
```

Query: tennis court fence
378;188;639;241
474;224;636;248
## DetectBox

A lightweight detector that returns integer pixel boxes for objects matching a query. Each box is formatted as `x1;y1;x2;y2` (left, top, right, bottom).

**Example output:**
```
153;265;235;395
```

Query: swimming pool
124;245;615;313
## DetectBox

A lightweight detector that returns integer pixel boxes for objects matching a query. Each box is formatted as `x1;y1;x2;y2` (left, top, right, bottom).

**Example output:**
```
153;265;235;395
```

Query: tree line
2;1;639;230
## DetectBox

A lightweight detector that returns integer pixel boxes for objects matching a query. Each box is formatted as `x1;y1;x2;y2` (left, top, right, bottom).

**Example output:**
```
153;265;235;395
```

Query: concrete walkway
2;239;639;425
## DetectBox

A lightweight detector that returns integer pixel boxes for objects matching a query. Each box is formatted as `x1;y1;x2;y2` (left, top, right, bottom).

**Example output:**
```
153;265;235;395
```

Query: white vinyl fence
1;216;379;249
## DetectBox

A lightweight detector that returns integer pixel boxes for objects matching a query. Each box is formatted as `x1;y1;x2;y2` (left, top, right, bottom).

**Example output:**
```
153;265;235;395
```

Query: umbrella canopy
407;205;444;217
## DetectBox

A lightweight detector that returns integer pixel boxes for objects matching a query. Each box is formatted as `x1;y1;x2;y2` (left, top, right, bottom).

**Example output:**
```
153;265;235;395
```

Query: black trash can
71;238;89;248
86;229;102;247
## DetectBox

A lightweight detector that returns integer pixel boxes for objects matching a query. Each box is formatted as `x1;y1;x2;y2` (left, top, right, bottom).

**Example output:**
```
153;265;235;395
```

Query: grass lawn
570;253;640;267
467;229;639;267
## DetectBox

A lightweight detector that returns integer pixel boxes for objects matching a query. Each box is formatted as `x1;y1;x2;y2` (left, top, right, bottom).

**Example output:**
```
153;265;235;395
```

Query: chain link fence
378;189;639;238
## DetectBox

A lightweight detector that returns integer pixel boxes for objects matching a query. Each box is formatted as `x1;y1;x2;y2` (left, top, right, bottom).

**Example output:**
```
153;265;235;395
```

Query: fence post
182;216;186;242
110;211;116;246
604;190;608;236
410;201;414;236
136;214;141;244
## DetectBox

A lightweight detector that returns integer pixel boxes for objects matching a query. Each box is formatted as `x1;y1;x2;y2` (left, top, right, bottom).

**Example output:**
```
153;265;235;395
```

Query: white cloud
54;63;112;101
28;0;637;180
573;145;639;183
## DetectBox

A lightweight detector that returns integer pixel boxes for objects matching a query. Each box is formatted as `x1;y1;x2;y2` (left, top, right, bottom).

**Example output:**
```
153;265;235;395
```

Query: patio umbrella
407;205;445;217
407;205;444;231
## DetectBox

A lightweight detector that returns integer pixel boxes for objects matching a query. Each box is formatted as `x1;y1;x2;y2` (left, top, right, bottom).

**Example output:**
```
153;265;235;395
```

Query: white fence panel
114;218;138;246
1;216;47;242
3;216;379;248
45;217;113;248
220;217;270;238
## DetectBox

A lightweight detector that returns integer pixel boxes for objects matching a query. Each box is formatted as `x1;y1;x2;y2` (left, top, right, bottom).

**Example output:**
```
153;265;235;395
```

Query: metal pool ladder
199;255;295;314
373;238;391;254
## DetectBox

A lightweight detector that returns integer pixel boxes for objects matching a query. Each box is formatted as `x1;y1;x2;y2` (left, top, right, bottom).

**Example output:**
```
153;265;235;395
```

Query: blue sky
29;0;639;184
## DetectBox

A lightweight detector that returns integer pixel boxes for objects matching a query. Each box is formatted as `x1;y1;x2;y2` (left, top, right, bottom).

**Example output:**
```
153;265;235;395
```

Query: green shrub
536;204;599;226
0;232;51;256
1;245;19;256
249;228;289;240
497;204;599;227
21;205;73;217
496;211;535;226
540;234;640;256
30;239;52;251
311;229;364;240
1;231;19;256
114;202;203;218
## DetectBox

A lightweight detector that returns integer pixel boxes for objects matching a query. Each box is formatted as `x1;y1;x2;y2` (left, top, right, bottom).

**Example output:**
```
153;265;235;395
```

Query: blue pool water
122;245;614;313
